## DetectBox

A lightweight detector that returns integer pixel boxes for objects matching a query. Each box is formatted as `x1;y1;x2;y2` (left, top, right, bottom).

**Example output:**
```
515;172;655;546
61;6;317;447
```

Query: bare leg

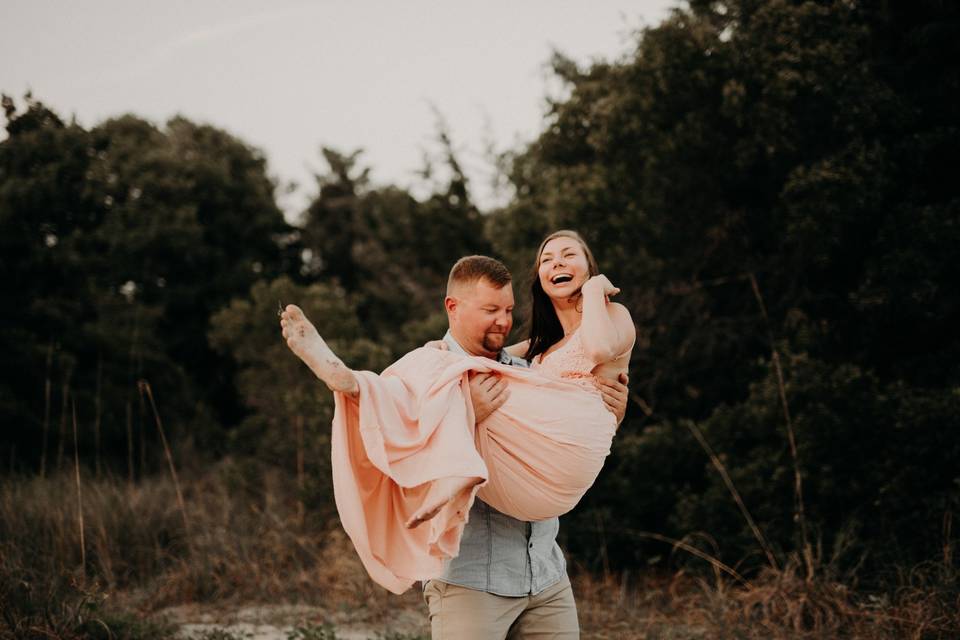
283;304;478;526
280;305;358;394
406;475;483;529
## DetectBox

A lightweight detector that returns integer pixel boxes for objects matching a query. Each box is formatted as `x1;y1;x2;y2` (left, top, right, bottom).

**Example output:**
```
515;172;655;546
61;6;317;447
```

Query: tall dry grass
0;464;422;633
2;467;956;639
572;549;959;639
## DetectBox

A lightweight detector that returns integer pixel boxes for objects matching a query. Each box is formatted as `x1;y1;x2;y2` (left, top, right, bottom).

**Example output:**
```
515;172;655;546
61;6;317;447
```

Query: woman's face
537;236;591;301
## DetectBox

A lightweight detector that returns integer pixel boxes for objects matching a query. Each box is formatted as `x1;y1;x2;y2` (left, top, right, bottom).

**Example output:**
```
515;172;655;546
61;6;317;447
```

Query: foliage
209;276;391;523
500;0;960;573
286;622;337;640
0;95;295;476
299;146;492;349
0;572;175;640
1;470;956;638
2;0;959;589
194;629;253;640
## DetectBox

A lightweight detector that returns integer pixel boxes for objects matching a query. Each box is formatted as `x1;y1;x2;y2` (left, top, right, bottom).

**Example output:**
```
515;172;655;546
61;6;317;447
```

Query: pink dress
331;329;616;593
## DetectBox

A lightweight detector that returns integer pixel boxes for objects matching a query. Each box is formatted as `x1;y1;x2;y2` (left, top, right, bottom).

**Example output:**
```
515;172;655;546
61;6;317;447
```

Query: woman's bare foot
280;304;358;394
405;476;482;529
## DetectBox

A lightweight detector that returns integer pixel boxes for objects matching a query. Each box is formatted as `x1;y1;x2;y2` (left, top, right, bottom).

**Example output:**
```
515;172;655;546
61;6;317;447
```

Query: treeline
2;0;958;581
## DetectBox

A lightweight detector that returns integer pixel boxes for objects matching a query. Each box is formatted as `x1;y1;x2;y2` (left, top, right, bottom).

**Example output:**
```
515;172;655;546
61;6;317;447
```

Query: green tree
492;0;960;572
208;276;391;524
0;96;295;474
300;145;491;351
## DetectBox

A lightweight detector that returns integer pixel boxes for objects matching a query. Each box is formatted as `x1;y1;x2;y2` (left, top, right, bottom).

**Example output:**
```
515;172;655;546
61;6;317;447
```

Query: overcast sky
2;0;676;217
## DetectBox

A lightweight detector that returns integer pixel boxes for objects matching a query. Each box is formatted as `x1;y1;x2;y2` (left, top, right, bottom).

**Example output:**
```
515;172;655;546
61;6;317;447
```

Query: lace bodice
531;329;599;391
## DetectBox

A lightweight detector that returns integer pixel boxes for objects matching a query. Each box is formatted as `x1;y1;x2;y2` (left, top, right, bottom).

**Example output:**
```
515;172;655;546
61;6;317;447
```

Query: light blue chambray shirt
432;331;567;597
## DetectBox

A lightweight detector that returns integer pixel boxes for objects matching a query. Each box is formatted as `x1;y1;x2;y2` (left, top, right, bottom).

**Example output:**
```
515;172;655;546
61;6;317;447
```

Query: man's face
446;278;515;358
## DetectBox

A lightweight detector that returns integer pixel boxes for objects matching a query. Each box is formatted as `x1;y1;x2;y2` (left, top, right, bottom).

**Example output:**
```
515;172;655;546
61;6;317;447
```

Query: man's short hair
447;255;512;295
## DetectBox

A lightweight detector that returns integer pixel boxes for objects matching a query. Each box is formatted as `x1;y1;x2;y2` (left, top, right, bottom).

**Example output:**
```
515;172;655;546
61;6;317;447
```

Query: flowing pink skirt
331;348;616;593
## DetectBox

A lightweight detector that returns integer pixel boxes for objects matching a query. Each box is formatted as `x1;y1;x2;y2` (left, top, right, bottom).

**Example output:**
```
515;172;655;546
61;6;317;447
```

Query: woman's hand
582;274;620;298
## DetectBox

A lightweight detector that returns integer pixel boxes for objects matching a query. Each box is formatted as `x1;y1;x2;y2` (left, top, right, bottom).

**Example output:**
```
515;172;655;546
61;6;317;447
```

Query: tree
0;97;296;474
208;276;391;525
491;0;960;571
300;144;492;351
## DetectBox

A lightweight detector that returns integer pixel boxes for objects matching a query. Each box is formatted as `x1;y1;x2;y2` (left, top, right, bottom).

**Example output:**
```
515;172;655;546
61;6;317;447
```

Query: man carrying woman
281;231;634;639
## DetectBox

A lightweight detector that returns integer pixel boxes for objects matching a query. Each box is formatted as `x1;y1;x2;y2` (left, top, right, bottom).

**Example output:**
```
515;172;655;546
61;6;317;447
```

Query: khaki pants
422;577;579;640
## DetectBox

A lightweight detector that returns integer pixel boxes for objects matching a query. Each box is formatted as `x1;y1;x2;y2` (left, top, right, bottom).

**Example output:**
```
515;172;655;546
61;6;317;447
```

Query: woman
514;229;633;387
280;230;634;593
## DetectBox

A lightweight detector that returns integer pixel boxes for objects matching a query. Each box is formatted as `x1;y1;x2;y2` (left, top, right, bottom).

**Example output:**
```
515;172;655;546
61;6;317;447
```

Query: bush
566;350;960;579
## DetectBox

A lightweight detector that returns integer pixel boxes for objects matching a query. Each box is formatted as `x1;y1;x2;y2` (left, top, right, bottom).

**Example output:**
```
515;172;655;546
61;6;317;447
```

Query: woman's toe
285;304;303;321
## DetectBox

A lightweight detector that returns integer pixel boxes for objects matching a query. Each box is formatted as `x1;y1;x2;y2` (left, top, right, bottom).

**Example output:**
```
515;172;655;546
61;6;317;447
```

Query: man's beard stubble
482;333;506;353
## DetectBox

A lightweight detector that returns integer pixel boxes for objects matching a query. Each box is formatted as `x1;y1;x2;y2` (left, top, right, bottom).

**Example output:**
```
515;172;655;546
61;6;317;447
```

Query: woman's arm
579;275;636;365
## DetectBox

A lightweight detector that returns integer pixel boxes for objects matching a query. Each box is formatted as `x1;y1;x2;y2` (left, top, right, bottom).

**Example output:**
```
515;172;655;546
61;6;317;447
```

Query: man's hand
596;372;629;426
468;372;510;423
423;340;449;350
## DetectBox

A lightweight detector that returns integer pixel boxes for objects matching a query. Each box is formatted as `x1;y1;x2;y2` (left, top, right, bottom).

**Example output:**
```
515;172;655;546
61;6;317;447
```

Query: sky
2;0;676;218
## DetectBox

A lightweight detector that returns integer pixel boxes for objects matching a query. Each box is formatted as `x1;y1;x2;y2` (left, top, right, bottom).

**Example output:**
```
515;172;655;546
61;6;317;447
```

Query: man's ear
444;296;458;317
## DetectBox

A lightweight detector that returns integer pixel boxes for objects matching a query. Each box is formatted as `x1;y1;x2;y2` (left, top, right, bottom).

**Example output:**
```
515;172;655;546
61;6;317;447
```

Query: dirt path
162;603;429;640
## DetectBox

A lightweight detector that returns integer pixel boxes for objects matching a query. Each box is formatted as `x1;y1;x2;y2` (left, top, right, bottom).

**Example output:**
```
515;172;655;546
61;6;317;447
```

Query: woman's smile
539;237;590;298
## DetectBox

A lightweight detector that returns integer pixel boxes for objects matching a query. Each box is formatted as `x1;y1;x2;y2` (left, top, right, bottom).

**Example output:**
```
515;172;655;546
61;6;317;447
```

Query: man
280;255;629;639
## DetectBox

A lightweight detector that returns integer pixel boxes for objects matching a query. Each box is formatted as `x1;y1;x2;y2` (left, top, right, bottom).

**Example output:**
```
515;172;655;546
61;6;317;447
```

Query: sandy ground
162;603;429;639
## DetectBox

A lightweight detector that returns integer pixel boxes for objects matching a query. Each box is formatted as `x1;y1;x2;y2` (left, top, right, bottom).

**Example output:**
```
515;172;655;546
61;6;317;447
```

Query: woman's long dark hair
524;230;600;362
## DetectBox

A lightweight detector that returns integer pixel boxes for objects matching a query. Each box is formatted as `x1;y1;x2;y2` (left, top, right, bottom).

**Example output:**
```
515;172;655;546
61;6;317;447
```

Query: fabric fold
330;347;616;594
